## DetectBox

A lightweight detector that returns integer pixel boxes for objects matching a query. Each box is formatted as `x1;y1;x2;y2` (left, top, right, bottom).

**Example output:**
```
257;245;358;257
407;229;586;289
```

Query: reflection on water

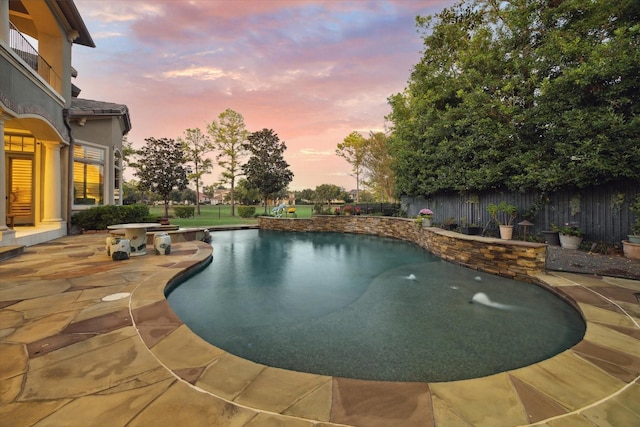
167;230;585;382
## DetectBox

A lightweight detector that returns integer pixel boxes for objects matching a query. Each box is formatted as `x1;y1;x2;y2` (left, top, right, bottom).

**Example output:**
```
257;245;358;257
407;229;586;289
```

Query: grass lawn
149;204;316;227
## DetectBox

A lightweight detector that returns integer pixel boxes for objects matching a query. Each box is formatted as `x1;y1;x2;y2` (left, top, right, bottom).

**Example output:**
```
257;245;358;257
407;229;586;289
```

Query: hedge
173;206;195;218
71;204;150;230
237;206;256;218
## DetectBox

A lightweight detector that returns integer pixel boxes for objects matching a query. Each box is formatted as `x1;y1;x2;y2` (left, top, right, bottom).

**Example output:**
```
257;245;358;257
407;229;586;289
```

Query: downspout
63;109;74;234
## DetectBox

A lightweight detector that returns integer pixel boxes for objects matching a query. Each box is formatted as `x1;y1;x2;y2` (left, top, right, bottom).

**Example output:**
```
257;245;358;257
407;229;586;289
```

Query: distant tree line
125;109;294;216
387;0;640;197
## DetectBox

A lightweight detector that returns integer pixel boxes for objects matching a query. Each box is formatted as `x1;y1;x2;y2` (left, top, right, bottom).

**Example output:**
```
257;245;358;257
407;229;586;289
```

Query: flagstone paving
0;233;638;426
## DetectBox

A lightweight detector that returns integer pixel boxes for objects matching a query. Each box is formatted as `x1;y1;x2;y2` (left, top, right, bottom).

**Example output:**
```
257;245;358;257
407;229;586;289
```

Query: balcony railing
9;21;62;91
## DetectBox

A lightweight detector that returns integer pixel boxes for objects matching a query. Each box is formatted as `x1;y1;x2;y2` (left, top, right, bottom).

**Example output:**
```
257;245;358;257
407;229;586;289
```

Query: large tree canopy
207;108;249;216
178;128;213;215
134;137;189;217
242;129;294;211
336;131;368;202
388;0;640;196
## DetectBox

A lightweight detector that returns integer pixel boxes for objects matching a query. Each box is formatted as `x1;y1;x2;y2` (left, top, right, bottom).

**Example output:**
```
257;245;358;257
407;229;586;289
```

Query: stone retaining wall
259;215;546;283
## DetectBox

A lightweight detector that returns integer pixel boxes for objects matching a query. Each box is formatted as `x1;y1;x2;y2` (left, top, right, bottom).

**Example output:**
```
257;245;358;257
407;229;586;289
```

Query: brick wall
258;216;546;283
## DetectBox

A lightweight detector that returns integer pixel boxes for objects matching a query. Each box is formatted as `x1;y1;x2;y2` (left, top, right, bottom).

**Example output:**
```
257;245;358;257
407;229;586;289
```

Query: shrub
238;206;256;218
173;206;195;218
71;204;150;230
121;204;150;223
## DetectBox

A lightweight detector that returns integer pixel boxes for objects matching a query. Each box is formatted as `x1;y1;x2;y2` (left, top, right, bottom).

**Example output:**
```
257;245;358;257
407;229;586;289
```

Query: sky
72;0;455;191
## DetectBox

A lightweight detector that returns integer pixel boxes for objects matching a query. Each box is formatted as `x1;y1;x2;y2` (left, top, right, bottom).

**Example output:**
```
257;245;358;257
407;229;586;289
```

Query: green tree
234;178;261;205
336;131;368;203
134;137;189;217
121;136;136;171
358;190;376;203
179;128;213;215
363;132;396;202
122;179;142;204
314;184;343;205
202;184;215;201
207;109;249;217
169;188;196;204
242;129;294;213
387;0;640;195
296;188;315;203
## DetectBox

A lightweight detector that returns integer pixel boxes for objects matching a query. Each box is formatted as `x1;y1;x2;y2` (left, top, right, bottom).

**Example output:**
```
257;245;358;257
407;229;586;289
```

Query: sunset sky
72;0;455;191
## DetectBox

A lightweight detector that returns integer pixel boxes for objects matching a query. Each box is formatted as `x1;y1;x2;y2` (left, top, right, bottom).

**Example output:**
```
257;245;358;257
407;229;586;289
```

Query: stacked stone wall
258;216;546;283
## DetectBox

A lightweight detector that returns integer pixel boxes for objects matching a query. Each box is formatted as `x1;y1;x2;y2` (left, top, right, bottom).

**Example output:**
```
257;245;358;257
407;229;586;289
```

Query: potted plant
541;224;561;246
628;195;640;244
623;195;640;259
559;223;584;249
460;218;480;235
418;208;434;227
443;217;457;231
486;201;517;239
343;205;354;216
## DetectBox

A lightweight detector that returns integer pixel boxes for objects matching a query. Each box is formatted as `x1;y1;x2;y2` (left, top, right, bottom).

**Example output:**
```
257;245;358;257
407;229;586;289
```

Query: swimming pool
166;229;585;382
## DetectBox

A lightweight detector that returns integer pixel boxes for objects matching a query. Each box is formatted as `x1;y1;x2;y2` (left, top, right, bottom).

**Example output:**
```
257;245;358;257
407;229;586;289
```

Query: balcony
8;21;62;92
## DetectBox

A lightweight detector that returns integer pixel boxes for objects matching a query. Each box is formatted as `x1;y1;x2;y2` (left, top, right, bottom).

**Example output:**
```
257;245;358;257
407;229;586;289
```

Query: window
4;134;36;153
73;144;104;205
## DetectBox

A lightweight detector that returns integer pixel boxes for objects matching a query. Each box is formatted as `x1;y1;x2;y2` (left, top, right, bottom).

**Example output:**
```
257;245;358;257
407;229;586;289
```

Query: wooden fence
401;180;639;245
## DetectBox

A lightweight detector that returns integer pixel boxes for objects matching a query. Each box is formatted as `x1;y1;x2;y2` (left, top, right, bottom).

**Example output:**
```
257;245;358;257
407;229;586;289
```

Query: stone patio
0;233;638;426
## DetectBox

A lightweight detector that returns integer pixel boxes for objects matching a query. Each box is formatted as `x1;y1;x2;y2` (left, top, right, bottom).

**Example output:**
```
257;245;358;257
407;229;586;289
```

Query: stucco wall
258;215;547;283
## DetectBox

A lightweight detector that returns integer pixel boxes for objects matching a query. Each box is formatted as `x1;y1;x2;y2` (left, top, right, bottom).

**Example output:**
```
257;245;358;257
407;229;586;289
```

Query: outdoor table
107;223;160;256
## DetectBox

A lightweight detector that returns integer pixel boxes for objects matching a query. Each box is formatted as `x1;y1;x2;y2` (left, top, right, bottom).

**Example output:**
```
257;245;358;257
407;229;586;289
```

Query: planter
422;218;433;227
461;226;480;235
542;231;560;246
628;235;640;244
559;233;583;250
499;225;513;240
622;240;640;260
444;223;457;231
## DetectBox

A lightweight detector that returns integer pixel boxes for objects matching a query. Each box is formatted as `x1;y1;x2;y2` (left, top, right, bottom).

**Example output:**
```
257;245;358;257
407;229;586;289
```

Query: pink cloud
73;0;455;190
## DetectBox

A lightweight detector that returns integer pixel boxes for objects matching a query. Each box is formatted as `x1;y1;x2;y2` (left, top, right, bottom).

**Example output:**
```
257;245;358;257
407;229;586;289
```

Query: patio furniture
107;223;160;256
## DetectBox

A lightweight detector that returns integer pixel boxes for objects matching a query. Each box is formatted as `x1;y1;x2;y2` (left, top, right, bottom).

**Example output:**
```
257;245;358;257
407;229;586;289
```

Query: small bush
173;206;195;218
238;206;256;218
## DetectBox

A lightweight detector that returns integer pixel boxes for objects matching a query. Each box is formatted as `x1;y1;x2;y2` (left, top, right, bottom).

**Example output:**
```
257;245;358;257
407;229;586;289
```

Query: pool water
166;229;585;382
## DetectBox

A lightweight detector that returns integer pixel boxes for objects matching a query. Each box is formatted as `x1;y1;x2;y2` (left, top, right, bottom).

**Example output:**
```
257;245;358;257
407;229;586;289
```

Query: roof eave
54;0;95;48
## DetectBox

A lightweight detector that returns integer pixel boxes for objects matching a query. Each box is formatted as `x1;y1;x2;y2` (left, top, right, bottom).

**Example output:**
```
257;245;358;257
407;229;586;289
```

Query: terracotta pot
499;225;513;240
622;240;640;259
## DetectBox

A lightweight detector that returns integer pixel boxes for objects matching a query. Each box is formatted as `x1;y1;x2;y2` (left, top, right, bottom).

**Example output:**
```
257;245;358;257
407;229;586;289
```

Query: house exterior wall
70;118;125;208
0;0;100;247
0;49;68;142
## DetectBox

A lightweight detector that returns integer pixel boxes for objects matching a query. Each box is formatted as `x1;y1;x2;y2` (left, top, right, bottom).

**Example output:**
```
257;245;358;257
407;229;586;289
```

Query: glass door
7;155;34;225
